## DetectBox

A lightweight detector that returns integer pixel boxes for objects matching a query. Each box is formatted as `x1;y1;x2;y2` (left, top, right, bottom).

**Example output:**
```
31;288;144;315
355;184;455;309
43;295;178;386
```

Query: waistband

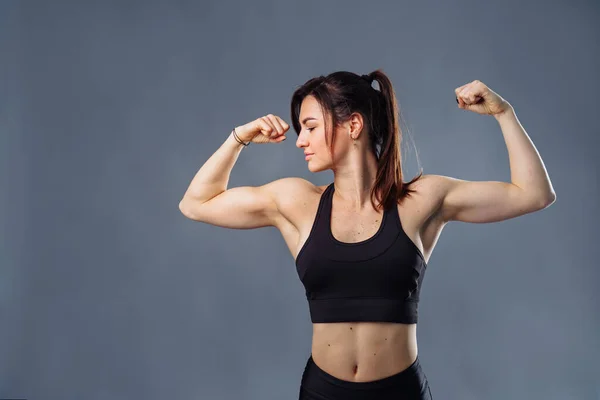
302;353;423;390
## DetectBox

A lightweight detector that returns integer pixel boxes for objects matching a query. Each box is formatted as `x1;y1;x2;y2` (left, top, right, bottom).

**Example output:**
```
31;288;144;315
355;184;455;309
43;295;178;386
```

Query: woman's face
296;95;354;173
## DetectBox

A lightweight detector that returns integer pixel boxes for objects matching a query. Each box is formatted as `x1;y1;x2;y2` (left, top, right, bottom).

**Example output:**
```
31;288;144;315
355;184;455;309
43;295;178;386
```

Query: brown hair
290;69;423;212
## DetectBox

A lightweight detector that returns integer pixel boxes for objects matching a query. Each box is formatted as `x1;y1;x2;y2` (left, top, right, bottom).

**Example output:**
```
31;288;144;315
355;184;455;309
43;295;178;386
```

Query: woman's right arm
178;116;289;229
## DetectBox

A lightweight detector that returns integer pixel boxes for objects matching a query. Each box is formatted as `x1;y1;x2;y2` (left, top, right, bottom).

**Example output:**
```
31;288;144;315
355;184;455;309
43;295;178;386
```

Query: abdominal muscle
310;321;418;382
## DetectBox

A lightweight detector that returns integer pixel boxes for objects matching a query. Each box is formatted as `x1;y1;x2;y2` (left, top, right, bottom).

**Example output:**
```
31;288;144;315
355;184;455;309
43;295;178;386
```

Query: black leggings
299;354;433;400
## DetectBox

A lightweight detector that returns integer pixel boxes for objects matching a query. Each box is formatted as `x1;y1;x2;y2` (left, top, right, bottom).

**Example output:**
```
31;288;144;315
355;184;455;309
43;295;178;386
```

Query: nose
296;132;308;149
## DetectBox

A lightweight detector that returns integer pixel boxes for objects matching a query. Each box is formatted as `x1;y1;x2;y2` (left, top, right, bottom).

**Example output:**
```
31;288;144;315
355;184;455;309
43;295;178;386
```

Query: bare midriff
310;321;418;382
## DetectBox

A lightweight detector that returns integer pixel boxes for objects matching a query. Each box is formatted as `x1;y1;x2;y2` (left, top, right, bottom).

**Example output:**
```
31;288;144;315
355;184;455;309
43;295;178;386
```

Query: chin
307;161;329;173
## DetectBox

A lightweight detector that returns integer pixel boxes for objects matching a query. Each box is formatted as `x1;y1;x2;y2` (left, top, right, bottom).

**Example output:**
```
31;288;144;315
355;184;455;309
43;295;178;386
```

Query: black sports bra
295;182;428;324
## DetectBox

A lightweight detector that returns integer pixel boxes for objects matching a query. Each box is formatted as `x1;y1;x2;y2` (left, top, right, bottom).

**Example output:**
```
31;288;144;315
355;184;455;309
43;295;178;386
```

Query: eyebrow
301;117;317;125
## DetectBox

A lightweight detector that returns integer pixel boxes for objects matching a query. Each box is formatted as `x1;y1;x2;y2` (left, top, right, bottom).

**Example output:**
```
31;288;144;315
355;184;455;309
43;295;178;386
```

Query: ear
348;112;365;138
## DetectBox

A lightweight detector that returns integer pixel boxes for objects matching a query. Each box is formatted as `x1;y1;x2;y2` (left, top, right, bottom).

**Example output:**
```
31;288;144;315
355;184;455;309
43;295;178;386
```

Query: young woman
178;69;556;399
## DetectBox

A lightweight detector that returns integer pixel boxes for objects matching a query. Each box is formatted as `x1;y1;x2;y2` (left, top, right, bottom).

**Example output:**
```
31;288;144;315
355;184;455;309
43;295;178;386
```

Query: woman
178;69;556;399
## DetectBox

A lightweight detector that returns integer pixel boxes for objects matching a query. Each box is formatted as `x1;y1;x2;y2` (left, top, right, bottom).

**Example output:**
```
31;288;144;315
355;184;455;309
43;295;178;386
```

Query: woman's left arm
436;80;556;224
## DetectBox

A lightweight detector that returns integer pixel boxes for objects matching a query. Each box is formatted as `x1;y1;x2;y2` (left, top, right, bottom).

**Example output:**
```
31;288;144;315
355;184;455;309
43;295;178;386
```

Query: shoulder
261;177;322;232
412;173;453;190
266;176;319;194
403;173;445;196
263;176;320;208
404;173;454;213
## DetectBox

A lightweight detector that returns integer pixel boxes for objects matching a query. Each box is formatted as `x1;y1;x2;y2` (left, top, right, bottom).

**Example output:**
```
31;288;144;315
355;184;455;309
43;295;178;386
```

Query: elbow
178;198;195;219
538;191;557;209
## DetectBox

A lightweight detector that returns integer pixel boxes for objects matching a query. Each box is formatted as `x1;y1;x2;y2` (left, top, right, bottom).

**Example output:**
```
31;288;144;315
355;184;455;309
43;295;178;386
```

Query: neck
332;151;379;211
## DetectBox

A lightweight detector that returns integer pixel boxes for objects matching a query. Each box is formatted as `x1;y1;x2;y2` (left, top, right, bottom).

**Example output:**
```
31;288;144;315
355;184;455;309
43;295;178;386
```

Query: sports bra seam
308;296;419;302
322;231;402;263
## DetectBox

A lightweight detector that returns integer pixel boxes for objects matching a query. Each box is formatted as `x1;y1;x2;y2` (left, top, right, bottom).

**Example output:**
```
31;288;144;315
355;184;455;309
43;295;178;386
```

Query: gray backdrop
1;1;599;399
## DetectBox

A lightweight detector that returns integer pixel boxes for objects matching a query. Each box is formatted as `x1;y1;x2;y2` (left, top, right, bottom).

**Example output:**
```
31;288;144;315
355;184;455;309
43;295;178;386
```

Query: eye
307;127;315;132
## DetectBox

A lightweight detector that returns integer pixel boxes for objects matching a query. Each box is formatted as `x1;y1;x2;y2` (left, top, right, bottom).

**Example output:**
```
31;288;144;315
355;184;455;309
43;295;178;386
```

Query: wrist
493;102;515;121
227;129;247;149
230;127;250;147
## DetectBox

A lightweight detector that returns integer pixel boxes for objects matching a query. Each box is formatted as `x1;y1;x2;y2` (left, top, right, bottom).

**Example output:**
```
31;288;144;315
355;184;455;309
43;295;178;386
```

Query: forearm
180;129;246;204
495;106;556;202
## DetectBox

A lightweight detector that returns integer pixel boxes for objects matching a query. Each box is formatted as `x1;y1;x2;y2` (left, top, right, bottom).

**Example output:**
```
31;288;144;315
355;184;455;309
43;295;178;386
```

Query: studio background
1;1;598;399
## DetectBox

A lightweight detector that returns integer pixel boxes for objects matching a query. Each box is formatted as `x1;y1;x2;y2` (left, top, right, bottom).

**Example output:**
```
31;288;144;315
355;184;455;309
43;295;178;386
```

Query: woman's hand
455;80;512;116
235;114;289;144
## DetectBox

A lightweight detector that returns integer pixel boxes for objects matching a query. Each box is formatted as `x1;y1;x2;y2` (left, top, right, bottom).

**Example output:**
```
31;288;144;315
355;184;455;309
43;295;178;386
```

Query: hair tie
361;74;373;84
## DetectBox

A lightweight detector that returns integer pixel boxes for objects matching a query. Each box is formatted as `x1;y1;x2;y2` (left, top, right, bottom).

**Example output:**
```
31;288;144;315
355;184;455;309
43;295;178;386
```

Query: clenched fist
235;114;289;144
